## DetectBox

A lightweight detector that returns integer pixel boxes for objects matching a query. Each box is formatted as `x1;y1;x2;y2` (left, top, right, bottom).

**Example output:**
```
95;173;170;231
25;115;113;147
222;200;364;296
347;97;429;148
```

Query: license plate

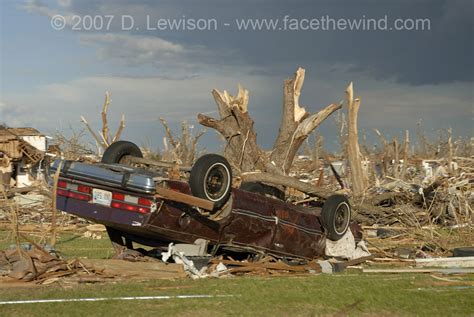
92;189;112;206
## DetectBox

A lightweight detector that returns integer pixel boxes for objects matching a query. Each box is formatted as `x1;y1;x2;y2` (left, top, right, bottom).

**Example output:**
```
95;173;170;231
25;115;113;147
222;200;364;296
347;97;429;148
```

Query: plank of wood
6;186;38;194
372;258;415;263
415;256;474;268
332;255;375;272
210;259;321;272
155;186;214;210
80;259;187;280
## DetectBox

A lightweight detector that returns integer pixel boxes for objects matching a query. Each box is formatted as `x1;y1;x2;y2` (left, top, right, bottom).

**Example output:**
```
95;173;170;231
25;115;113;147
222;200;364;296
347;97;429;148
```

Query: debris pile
0;242;109;285
0;127;47;189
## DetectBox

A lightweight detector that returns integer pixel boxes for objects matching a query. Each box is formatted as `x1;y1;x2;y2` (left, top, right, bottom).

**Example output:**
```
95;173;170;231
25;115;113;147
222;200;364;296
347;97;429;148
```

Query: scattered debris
162;243;210;279
208;255;322;276
0;66;472;285
415;256;474;268
0;127;47;189
81;258;186;281
0;244;108;285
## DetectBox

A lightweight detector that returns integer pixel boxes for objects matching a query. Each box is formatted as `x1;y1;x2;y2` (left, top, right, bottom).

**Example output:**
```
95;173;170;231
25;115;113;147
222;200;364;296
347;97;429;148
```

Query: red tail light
138;197;152;207
56;180;91;201
57;179;152;213
77;185;91;194
58;180;67;188
111;192;152;213
57;188;90;201
111;201;150;214
68;191;91;201
57;188;68;197
112;192;125;200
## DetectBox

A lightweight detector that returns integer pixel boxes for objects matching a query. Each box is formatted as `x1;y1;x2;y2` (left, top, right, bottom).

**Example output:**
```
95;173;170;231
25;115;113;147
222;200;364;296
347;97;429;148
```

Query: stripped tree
198;67;342;197
346;82;368;195
80;91;125;154
159;117;206;165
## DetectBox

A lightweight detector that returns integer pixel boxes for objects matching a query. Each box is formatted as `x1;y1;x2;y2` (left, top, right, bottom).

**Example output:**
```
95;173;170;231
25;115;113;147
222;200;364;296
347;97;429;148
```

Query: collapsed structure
0;127;47;189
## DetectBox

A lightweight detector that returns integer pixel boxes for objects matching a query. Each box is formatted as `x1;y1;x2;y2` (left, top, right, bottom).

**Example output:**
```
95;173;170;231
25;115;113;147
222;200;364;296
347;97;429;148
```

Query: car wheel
321;195;351;241
240;182;285;200
101;141;143;164
189;154;232;209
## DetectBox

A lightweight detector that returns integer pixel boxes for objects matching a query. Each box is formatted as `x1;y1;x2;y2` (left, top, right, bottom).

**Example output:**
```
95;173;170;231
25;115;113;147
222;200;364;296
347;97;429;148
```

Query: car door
218;189;277;253
271;200;325;258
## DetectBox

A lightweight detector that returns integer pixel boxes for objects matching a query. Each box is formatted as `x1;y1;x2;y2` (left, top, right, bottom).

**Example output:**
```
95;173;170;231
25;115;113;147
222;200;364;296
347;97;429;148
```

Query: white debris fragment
324;228;371;260
162;243;209;279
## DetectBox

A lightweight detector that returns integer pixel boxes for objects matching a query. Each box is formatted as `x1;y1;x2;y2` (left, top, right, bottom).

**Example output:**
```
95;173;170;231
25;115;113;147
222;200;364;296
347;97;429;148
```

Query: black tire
240;182;285;200
101;141;143;164
321;195;351;241
189;154;232;209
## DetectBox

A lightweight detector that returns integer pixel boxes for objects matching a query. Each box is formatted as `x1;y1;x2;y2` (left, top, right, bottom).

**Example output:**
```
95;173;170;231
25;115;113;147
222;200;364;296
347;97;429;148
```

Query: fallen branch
241;171;332;199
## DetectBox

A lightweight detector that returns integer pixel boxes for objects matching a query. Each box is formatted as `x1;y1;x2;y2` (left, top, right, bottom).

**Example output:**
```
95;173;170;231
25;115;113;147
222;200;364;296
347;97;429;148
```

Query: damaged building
0;127;46;189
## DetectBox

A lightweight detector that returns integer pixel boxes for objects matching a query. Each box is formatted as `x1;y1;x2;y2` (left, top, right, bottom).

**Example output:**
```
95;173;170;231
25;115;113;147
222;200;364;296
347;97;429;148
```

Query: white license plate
92;189;112;206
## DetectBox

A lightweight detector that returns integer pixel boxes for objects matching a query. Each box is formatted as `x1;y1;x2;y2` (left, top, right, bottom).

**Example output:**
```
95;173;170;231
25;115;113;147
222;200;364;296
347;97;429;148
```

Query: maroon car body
55;175;334;260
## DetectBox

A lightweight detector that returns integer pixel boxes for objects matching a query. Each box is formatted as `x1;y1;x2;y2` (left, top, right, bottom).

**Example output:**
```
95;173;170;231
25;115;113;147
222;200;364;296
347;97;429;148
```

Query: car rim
333;202;350;235
204;163;230;201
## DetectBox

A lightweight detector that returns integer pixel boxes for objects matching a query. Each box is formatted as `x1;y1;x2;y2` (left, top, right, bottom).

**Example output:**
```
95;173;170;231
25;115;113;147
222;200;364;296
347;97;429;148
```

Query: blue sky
0;0;472;152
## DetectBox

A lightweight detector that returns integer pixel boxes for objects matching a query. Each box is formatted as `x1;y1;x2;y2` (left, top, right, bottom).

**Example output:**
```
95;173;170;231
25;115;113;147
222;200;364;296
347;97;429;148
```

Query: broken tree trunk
198;68;340;176
270;68;342;174
159;117;206;165
81;91;126;152
401;130;410;179
346;82;367;195
198;86;275;173
101;91;111;144
447;128;453;174
198;68;343;200
393;137;399;179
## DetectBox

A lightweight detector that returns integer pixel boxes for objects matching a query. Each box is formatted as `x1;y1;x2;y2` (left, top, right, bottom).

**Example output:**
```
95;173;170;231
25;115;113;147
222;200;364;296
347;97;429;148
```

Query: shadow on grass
56;234;83;245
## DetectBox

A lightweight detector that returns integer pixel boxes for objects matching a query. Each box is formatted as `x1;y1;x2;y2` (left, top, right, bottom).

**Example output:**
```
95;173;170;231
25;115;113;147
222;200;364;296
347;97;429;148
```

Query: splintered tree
81;91;125;154
346;82;368;195
159;117;206;165
270;68;342;174
198;67;342;197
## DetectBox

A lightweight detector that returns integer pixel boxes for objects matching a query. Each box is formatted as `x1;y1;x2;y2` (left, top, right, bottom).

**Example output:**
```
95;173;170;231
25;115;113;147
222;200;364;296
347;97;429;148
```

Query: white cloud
79;33;184;66
3;72;472;143
0;101;28;127
57;0;72;8
22;0;80;28
22;0;56;17
1;73;271;131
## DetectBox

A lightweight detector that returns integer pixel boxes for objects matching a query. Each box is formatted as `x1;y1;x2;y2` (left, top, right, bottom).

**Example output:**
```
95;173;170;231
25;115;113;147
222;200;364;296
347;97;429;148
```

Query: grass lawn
0;229;473;316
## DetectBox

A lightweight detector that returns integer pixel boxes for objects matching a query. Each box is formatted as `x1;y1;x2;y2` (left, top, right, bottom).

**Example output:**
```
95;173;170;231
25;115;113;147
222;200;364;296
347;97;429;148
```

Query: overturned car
53;141;357;260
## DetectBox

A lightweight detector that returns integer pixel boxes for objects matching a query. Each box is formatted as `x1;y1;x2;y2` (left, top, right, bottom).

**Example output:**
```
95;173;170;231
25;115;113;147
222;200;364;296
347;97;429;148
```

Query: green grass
0;230;115;259
1;229;473;316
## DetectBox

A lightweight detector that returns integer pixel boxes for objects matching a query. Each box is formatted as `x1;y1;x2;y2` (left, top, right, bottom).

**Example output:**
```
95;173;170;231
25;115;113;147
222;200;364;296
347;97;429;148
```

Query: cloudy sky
0;0;472;152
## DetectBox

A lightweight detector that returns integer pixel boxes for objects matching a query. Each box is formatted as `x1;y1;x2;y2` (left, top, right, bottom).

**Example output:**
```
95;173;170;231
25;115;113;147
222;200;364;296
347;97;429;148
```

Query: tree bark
198;86;271;173
159;117;206;165
270;68;341;174
401;130;410;180
101;91;111;145
198;67;342;197
393;137;399;178
447;128;453;174
346;82;367;195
